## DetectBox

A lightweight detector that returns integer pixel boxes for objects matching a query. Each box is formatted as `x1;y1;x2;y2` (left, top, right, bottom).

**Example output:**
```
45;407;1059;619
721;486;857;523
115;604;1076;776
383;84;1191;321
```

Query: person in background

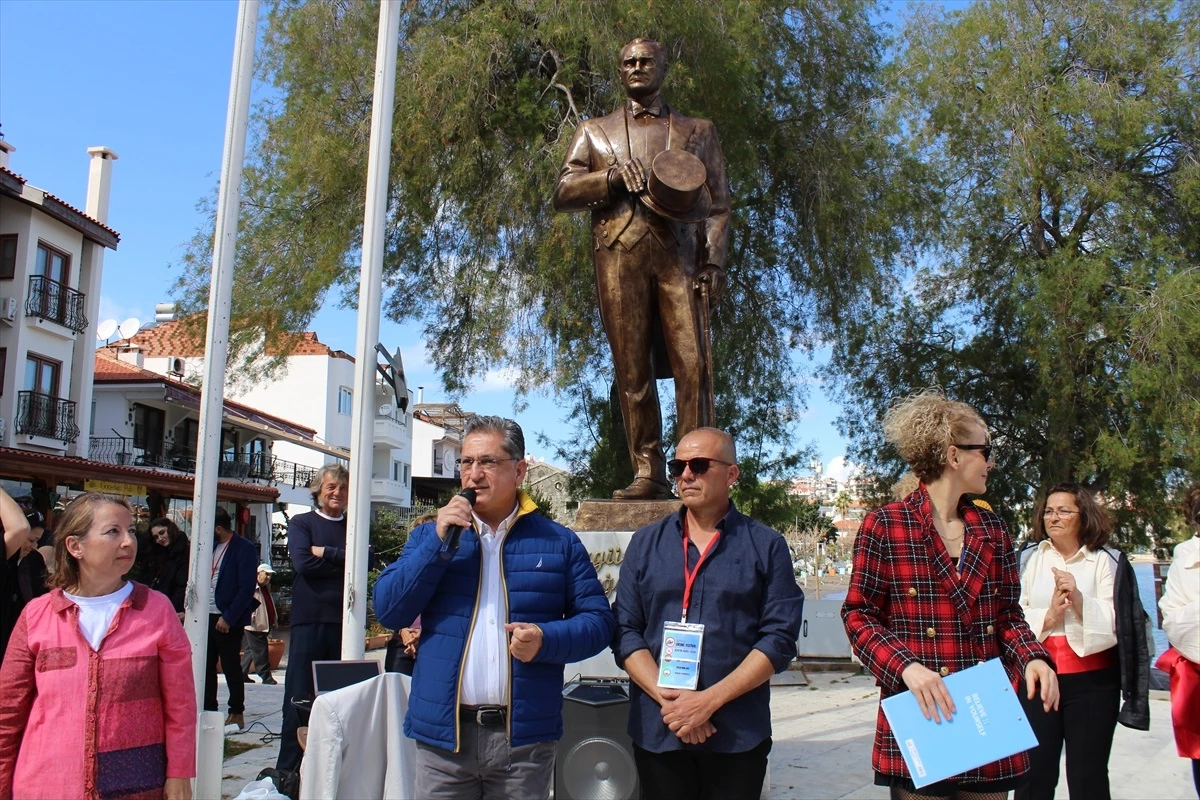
242;562;278;685
1015;483;1150;800
613;427;804;799
0;489;32;662
842;390;1058;800
12;512;48;606
204;507;258;731
384;513;436;677
0;492;195;799
147;517;190;620
1158;482;1200;798
27;511;55;576
276;464;349;773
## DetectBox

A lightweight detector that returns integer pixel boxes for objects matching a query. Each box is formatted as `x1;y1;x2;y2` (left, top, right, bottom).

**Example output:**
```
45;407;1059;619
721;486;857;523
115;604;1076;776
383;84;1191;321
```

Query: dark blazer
843;485;1051;782
553;102;731;271
214;534;258;629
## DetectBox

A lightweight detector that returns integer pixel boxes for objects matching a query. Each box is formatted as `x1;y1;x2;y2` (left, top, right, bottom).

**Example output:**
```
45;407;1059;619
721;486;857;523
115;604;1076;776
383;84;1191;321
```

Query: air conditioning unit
168;357;185;377
0;297;16;323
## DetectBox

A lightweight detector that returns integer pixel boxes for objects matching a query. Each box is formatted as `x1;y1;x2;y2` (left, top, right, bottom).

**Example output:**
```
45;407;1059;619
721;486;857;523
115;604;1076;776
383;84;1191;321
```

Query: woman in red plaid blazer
843;391;1059;800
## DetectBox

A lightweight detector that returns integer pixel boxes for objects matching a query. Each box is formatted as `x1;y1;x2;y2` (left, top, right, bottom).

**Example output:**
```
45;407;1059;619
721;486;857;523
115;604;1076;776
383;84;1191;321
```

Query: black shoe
243;673;255;683
262;676;278;685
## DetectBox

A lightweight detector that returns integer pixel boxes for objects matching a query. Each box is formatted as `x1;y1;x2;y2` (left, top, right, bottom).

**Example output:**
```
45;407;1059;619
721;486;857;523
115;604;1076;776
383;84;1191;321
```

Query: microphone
437;488;477;561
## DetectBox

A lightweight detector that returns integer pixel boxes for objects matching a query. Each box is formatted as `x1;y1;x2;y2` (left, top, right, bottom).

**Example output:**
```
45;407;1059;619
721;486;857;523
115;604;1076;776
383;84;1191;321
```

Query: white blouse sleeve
1018;553;1051;641
1063;552;1117;657
1160;538;1200;664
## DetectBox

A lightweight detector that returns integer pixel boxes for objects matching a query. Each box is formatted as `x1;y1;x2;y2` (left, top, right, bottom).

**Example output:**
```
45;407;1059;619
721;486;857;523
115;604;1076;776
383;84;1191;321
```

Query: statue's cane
696;277;716;426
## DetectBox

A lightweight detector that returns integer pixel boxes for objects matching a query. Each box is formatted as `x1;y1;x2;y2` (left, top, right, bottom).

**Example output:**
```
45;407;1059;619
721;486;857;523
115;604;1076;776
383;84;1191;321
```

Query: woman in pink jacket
0;493;196;800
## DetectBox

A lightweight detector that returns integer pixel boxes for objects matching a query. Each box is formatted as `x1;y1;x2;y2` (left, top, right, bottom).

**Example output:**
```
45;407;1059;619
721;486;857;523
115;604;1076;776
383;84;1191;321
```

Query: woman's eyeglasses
666;457;733;478
1042;508;1080;519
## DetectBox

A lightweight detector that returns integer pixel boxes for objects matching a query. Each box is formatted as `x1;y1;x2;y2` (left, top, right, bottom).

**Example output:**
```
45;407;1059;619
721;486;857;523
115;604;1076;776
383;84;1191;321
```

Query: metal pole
342;0;403;659
185;1;257;795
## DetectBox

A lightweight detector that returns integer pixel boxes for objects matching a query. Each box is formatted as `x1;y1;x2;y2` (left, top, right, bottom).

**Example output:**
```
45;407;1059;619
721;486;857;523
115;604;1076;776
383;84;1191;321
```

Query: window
24;354;60;397
0;235;15;279
391;461;411;487
403;463;410;487
392;460;402;482
31;242;72;323
133;404;165;453
337;386;352;415
34;242;70;285
0;348;5;396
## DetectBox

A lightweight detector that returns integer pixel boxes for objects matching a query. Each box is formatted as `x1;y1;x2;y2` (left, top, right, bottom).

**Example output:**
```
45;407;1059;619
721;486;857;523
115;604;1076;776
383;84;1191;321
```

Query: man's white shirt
460;503;520;706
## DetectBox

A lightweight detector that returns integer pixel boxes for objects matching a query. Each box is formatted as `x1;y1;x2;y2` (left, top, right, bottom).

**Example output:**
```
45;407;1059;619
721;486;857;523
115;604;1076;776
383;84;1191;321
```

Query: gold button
986;625;995;635
908;587;918;597
926;627;936;638
939;667;950;677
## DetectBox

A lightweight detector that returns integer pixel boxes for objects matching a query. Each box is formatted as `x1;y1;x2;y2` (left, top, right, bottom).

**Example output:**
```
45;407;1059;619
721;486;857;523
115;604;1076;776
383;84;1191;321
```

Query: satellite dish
117;317;142;339
96;319;118;341
378;403;394;417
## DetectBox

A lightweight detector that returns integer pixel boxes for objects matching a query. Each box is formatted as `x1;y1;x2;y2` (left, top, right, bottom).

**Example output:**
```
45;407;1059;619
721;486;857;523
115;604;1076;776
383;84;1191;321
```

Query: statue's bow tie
631;102;664;118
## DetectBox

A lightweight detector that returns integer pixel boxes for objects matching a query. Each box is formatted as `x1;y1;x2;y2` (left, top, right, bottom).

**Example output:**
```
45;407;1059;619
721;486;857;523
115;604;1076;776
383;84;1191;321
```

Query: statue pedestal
574;499;680;532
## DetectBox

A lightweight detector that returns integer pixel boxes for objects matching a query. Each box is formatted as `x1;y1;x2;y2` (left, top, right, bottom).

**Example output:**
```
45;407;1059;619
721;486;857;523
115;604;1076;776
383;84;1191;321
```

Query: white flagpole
186;1;258;795
342;0;403;658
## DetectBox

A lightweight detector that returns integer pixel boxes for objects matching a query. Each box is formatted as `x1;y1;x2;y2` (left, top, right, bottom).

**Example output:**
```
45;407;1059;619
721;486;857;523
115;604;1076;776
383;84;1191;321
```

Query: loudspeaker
556;680;641;800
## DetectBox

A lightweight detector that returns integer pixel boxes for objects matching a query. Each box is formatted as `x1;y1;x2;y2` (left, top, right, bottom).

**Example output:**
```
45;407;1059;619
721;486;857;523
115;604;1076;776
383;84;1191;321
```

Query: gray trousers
414;724;556;800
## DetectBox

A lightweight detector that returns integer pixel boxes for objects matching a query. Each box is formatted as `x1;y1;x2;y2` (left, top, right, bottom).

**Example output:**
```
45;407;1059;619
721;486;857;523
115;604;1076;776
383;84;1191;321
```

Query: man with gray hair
374;415;615;799
276;463;350;772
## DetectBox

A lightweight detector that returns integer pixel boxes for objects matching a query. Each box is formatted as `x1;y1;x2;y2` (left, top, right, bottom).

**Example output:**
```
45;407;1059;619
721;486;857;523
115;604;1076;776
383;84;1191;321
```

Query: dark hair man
205;505;258;730
373;415;614;799
613;427;804;798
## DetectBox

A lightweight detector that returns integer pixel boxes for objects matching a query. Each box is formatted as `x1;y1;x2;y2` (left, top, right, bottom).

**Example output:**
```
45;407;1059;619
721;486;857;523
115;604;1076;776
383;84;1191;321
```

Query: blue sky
0;0;859;477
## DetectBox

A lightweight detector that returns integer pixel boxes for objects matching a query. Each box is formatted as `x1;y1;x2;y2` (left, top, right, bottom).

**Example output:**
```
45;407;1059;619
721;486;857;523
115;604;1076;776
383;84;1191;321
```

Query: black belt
459;705;507;727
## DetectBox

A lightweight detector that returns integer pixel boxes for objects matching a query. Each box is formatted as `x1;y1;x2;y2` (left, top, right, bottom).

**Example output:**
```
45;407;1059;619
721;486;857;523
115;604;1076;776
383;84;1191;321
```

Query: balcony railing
16;391;80;443
25;275;88;333
88;436;319;489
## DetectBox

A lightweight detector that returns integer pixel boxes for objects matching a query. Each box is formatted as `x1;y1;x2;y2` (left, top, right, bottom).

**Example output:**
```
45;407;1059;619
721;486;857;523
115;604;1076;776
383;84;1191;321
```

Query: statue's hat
639;150;711;224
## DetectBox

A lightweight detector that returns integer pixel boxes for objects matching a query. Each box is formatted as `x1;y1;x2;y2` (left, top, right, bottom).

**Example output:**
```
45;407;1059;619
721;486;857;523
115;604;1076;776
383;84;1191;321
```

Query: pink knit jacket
0;583;196;799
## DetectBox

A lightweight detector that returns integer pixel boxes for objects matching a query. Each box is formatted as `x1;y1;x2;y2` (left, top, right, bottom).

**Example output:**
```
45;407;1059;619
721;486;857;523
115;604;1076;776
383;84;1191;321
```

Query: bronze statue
554;37;731;500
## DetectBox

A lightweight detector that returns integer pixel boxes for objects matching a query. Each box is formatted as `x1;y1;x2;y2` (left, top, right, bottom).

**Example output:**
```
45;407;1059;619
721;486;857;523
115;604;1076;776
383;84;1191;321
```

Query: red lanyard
681;518;720;624
211;542;228;580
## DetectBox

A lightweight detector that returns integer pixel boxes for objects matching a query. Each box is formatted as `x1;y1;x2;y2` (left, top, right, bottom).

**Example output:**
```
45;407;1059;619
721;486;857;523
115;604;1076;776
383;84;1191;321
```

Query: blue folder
880;658;1038;788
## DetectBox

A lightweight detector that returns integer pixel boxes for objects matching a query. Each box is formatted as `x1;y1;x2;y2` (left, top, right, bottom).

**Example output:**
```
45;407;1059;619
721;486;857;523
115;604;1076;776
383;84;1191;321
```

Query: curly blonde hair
883;390;987;483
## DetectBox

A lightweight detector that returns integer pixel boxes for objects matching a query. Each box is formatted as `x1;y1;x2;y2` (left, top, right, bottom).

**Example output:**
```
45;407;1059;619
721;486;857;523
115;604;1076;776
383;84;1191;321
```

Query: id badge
656;621;705;690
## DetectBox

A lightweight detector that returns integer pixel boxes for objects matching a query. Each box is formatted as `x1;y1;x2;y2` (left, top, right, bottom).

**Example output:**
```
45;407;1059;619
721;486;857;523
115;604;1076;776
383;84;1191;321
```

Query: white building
0;138;283;544
410;402;466;505
109;318;414;516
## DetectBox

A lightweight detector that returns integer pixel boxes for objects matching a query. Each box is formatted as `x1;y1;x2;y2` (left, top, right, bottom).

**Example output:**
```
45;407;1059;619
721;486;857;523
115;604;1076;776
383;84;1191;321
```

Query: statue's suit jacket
553;104;731;273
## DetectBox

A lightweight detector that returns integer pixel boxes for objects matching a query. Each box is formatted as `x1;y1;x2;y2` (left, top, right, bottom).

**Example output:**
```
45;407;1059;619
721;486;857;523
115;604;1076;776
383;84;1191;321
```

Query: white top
209;540;229;615
1020;540;1117;656
315;509;345;522
299;673;415;800
65;581;134;651
1160;534;1200;663
460;504;520;706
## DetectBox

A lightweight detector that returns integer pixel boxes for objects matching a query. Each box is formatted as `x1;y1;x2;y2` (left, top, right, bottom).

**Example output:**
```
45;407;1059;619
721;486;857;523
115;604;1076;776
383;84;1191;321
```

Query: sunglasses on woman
666;457;734;478
954;443;992;461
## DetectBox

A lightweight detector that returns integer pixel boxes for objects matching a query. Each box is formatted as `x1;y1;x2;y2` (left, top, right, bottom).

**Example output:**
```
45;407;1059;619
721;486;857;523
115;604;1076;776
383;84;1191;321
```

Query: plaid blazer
842;485;1050;782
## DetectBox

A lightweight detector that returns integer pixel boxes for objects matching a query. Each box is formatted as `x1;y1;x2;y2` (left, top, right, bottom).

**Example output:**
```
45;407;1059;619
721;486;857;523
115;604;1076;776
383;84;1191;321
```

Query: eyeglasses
456;456;519;472
667;457;734;478
1042;508;1080;519
954;444;993;461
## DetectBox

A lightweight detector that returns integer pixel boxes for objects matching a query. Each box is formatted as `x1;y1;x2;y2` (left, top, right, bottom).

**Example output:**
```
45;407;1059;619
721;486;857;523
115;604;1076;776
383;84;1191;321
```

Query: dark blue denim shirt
613;503;804;753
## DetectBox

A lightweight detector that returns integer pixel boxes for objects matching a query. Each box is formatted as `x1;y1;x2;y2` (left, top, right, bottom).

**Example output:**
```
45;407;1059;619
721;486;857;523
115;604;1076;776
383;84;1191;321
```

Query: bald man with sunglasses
612;427;804;799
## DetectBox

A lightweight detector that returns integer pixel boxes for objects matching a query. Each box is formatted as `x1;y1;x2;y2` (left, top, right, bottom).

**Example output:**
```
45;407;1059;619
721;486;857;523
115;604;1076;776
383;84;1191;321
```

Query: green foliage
370;507;410;566
831;0;1200;547
173;0;917;476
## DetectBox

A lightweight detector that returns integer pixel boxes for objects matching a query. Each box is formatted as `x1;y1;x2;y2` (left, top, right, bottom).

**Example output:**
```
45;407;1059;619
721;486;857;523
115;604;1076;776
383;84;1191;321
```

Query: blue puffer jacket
372;492;615;751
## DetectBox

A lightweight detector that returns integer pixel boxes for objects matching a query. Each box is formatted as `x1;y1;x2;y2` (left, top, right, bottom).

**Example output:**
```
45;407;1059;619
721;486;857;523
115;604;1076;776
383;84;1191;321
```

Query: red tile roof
41;190;119;238
93;351;317;437
113;318;354;362
0;165;27;184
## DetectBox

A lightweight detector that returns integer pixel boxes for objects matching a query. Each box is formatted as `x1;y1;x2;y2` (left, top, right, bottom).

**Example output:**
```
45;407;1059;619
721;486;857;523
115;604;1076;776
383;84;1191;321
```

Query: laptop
311;659;383;696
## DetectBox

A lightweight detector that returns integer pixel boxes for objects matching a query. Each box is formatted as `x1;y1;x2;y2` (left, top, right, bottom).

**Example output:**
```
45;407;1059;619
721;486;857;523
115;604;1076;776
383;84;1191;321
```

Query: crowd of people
0;398;1194;800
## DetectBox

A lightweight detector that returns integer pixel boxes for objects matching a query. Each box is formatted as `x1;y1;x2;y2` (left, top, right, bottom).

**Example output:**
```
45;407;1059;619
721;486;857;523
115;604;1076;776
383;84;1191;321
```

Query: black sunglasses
954;444;993;461
667;457;734;478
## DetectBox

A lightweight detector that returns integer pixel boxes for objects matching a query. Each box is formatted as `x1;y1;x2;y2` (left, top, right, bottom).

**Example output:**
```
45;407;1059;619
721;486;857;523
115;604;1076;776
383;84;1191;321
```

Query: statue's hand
617;158;648;194
697;266;726;305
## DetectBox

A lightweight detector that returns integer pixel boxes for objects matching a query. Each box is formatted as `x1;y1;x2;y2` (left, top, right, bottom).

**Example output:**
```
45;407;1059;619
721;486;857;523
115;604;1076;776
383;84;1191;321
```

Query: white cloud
826;456;860;484
477;366;522;392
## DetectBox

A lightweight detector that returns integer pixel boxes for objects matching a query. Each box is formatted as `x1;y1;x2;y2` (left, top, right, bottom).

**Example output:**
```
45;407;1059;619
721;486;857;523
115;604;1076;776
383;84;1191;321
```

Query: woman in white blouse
1158;483;1200;797
1016;484;1128;800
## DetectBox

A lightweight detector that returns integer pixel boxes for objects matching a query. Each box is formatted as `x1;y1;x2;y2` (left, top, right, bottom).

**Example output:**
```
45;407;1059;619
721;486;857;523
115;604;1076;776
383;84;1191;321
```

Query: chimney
85;146;119;224
117;345;145;369
0;137;13;170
